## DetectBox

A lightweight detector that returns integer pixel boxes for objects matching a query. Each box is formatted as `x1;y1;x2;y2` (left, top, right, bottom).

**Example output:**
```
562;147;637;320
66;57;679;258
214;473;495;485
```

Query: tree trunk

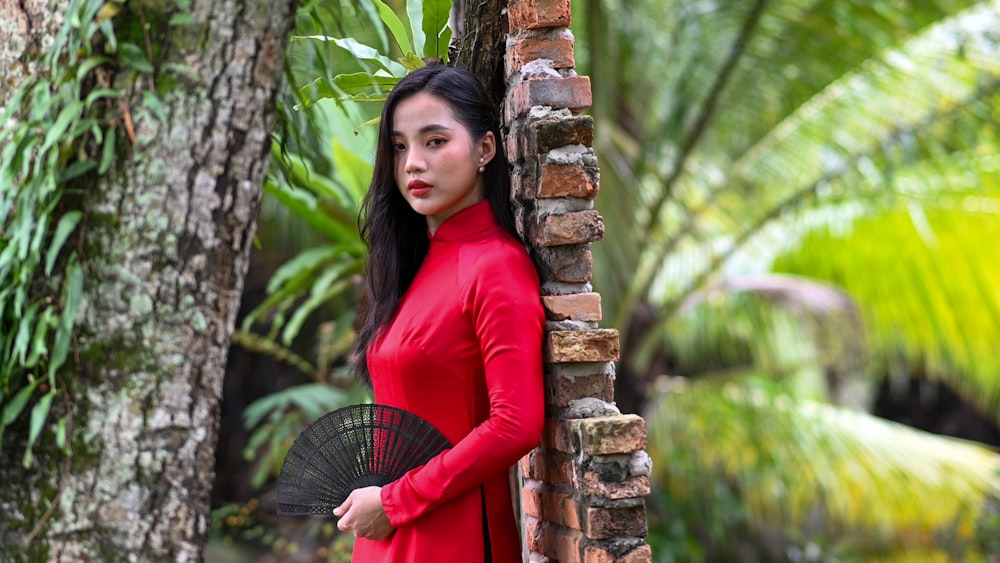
0;1;297;561
453;0;508;113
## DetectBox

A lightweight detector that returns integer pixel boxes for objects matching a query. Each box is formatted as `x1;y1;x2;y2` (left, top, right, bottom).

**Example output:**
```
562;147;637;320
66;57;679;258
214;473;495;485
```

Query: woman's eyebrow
390;124;454;136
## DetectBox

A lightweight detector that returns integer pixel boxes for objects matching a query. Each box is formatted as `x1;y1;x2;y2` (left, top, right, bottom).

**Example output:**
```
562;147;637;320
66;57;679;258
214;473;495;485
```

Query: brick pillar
503;1;652;561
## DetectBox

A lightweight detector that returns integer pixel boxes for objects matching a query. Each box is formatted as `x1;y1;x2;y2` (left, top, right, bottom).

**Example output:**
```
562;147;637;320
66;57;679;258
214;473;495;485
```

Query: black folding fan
276;403;452;516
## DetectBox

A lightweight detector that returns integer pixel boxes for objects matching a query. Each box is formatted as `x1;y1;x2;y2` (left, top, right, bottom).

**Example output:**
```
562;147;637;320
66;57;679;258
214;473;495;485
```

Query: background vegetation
209;1;1000;561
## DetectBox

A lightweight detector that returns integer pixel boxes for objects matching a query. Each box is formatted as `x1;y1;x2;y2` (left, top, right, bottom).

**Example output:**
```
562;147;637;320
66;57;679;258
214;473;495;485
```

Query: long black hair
350;64;517;382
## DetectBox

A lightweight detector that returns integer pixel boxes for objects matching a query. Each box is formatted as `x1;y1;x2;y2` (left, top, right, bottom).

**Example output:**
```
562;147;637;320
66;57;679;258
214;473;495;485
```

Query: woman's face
391;92;495;235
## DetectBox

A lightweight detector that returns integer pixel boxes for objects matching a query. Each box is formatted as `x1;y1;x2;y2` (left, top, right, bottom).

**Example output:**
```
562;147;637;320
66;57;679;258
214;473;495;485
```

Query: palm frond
646;376;1000;558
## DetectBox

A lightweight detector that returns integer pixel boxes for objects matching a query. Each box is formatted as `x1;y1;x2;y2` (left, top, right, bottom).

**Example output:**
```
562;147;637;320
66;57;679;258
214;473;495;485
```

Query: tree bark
0;1;297;561
453;0;508;114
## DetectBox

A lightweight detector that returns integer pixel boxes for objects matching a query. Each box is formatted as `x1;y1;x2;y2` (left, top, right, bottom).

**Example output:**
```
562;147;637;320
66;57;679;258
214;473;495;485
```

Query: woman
333;65;545;562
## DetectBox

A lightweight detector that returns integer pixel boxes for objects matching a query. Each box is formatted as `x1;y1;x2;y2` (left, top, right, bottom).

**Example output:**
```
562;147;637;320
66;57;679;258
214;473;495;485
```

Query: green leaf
407;0;426;58
23;390;55;468
76;56;112;82
46;211;83;276
295;36;406;77
13;302;41;364
262;180;353;241
25;308;53;367
84;88;120;110
243;383;348;430
118;42;154;74
421;0;452;59
372;0;413;56
1;381;38;428
56;416;67;450
98;129;116;174
265;246;340;294
49;263;84;381
334;72;401;96
55;158;98;183
282;279;352;345
332;138;374;199
41;101;83;155
168;13;198;26
399;51;425;73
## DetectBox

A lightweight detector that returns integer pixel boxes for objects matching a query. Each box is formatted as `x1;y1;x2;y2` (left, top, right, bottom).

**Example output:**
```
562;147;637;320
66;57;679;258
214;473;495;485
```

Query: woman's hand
333;486;395;541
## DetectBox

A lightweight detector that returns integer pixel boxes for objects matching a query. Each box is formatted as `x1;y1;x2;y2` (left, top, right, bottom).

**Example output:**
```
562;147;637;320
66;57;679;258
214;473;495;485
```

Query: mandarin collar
428;200;498;242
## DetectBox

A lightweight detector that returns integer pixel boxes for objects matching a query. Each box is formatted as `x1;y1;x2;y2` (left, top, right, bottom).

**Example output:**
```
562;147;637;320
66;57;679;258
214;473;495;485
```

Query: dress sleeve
380;243;545;526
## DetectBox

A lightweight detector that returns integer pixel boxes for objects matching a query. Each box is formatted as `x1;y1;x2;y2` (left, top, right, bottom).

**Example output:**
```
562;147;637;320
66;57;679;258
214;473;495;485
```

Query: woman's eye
393;142;406;151
428;138;445;147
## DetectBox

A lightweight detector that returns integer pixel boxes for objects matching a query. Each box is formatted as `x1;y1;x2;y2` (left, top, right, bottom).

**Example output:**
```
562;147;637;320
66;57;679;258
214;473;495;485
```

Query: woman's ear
477;131;497;166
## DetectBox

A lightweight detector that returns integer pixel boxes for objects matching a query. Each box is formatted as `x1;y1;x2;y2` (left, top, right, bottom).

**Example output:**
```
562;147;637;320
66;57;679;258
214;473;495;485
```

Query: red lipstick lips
408;179;432;197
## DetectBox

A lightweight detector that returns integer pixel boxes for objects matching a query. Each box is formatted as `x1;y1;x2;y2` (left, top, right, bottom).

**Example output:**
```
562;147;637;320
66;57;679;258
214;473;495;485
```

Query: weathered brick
509;76;592;119
508;35;576;72
546;371;615;407
579;472;651;500
523;480;544;519
541;292;602;321
524;516;548;555
535;245;593;283
581;542;651;563
538;164;599;199
618;545;653;563
522;448;574;484
528;115;595;153
512;167;537;200
528;486;580;529
574;414;647;455
508;0;572;31
507;129;523;162
583;545;616;563
583;504;648;539
533;210;605;247
554;527;585;563
546;329;620;363
545;418;579;453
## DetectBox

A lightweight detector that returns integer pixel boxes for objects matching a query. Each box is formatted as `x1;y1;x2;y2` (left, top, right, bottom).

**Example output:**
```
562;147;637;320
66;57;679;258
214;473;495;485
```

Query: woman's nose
404;149;426;173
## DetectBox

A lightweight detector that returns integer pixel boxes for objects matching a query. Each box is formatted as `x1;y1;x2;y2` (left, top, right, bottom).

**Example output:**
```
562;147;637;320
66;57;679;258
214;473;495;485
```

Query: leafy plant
234;0;458;490
293;0;453;117
0;0;126;467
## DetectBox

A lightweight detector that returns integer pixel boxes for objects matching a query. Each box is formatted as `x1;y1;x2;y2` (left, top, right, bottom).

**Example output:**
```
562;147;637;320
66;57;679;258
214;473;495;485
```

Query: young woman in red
333;65;545;562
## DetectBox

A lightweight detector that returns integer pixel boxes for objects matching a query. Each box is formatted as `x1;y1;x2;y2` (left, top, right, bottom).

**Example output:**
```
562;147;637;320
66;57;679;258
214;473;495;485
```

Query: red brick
618;545;653;563
554;527;585;563
506;130;522;162
512;165;537;200
522;448;574;484
524;515;548;555
573;414;647;455
546;329;620;363
509;76;592;119
582;504;647;539
546;371;615;407
579;473;651;500
541;292;602;321
583;545;616;563
544;418;578;453
508;0;572;31
523;481;544;519
535;245;593;283
508;35;576;72
538;164;599;199
533;210;605;247
527;115;595;153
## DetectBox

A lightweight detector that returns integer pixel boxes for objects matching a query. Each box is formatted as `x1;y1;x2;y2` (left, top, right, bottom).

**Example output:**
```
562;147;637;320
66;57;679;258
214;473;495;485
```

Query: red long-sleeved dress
352;200;545;562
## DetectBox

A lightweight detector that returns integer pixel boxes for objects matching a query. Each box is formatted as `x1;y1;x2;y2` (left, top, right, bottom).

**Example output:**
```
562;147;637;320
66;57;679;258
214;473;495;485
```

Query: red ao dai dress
351;200;545;562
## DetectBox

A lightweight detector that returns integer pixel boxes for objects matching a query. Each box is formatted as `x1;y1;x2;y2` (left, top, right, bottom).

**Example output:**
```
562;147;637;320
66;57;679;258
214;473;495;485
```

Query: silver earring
478;157;485;173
